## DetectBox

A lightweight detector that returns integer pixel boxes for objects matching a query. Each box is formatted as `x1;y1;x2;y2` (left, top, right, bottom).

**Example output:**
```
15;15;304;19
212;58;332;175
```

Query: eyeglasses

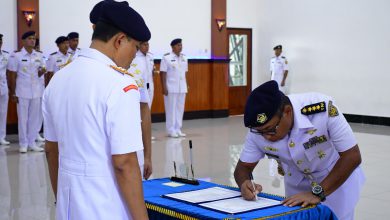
250;113;283;136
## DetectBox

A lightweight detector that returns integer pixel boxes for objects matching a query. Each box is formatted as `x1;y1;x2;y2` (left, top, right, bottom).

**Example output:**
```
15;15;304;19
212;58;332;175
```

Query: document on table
200;197;281;214
163;187;241;203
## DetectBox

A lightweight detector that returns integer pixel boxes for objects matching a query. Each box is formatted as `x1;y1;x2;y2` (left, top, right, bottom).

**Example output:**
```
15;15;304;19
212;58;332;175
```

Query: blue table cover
143;178;338;220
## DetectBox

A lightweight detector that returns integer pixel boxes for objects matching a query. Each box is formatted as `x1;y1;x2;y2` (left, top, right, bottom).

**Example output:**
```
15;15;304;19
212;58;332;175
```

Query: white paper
163;182;185;187
200;197;281;214
164;187;241;203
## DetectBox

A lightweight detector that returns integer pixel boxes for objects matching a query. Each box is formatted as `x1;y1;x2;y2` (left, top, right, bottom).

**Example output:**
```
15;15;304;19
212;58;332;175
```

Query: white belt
59;156;112;177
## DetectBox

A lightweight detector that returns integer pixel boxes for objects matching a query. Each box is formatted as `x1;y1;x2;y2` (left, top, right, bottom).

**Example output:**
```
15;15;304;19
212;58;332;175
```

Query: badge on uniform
123;84;138;92
301;102;326;115
328;101;339;117
257;113;267;124
264;146;278;152
303;135;328;150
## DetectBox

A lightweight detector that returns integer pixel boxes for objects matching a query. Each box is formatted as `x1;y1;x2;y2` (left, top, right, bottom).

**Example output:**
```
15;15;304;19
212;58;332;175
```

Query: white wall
228;0;390;117
39;0;211;59
0;0;17;51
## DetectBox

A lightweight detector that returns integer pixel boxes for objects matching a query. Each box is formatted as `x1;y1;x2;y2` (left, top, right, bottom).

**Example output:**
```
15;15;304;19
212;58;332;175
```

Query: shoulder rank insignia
328;101;339;117
2;50;9;54
123;84;138;92
301;102;326;115
164;53;170;56
50;51;57;55
109;65;134;77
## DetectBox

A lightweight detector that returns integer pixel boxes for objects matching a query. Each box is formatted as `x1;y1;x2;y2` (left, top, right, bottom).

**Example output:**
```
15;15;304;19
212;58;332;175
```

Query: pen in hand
249;173;258;201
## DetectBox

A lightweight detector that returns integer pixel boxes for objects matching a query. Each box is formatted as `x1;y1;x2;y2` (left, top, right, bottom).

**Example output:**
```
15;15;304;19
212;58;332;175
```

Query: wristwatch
312;184;326;202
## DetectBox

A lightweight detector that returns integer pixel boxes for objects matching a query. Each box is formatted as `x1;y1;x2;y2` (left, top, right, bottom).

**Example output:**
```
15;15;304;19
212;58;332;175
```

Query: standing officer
270;45;289;92
45;36;72;86
43;1;151;219
234;81;365;220
0;34;10;145
89;0;153;180
133;41;155;108
7;31;46;153
67;32;80;58
160;38;188;138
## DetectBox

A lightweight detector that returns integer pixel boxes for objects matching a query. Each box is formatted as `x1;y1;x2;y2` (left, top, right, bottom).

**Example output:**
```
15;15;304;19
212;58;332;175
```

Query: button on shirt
240;92;365;218
270;56;288;84
46;51;72;73
160;52;188;93
42;48;143;220
0;50;9;95
7;47;46;99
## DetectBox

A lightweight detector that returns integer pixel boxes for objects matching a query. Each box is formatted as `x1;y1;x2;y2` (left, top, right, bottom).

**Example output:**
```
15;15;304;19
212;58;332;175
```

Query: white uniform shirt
133;50;154;85
0;50;9;95
43;48;143;220
270;56;288;85
160;52;188;93
68;48;80;60
46;50;72;73
128;62;150;104
7;47;45;99
240;93;365;219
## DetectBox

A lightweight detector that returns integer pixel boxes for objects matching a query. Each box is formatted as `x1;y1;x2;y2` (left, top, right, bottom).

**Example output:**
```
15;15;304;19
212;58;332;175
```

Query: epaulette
163;53;170;56
281;56;286;59
2;50;9;54
301;101;326;115
50;51;58;55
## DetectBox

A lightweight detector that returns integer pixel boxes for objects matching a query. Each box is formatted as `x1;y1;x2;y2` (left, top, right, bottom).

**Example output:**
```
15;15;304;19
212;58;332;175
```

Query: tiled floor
0;116;389;219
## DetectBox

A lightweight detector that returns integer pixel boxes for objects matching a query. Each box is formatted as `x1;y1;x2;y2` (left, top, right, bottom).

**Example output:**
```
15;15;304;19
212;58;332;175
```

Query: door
227;28;252;115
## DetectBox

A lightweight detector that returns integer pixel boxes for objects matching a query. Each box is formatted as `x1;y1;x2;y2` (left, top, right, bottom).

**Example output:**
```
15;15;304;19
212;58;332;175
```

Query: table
143;178;338;220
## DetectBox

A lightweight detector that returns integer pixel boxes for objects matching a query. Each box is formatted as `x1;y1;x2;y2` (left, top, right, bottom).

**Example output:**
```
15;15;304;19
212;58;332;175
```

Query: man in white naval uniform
43;1;151;219
270;45;289;93
67;32;80;59
45;36;72;86
160;38;188;138
0;34;10;145
7;31;46;153
90;0;153;180
235;80;365;220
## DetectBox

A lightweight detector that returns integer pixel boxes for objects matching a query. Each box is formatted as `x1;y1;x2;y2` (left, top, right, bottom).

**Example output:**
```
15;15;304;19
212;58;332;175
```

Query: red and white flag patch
123;84;138;92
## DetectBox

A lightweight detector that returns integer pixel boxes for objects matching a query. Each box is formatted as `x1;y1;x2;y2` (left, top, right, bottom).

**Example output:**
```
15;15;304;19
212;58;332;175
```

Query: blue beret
22;31;35;40
67;32;79;39
244;80;283;127
98;1;151;42
170;38;182;46
273;45;282;50
55;36;68;45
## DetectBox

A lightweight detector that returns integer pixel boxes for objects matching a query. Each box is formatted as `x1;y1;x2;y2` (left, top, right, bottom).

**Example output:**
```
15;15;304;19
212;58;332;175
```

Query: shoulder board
50;51;58;55
36;50;43;53
301;101;326;115
2;50;9;54
164;53;170;56
281;56;286;59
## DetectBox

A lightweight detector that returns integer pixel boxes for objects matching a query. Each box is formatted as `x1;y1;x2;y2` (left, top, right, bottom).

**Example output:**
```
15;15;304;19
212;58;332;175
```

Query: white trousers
147;83;154;108
0;94;8;140
17;97;42;147
164;93;186;135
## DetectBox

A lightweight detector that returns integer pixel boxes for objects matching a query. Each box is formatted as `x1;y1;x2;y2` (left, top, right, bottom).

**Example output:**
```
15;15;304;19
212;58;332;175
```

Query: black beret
98;1;151;42
244;80;283;127
67;32;79;39
273;45;282;50
90;0;129;24
22;31;36;40
170;38;182;46
55;36;69;45
0;34;3;39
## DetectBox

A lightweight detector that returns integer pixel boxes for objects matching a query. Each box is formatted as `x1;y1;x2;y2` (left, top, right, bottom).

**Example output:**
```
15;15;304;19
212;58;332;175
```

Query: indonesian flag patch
123;84;138;92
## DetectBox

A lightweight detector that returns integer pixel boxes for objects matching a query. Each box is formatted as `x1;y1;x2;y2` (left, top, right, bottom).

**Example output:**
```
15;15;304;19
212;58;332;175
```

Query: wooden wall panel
211;0;228;58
